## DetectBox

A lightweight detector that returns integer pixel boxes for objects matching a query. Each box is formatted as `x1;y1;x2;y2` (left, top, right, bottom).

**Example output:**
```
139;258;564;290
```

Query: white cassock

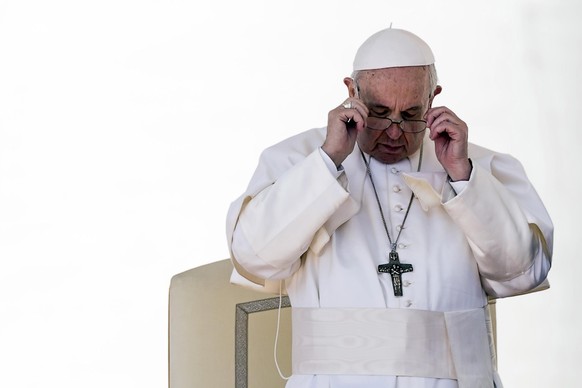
226;127;553;388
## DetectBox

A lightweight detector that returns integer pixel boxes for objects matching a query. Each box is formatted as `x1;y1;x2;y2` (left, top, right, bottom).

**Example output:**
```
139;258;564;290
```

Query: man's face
351;67;433;164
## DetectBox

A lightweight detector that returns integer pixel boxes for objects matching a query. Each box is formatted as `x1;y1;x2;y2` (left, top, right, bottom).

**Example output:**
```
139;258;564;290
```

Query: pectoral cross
378;250;413;297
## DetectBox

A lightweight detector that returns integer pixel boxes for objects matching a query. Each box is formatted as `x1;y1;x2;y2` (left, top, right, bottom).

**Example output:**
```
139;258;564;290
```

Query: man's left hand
425;106;472;181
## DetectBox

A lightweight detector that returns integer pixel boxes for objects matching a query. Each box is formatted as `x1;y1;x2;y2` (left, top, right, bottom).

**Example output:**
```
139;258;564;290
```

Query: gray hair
352;64;439;98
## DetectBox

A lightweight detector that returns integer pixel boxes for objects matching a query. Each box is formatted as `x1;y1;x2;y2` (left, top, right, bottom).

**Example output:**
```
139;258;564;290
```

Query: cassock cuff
319;147;345;178
449;179;469;194
443;161;474;202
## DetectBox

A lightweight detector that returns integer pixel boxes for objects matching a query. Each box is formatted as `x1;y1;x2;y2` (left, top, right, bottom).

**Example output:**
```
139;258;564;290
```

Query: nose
385;121;403;139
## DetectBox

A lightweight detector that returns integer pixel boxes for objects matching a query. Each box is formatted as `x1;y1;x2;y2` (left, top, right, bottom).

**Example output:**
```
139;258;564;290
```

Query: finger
340;98;369;118
429;121;468;144
425;106;459;128
424;106;441;128
427;112;466;140
430;113;460;132
338;99;368;130
340;109;366;132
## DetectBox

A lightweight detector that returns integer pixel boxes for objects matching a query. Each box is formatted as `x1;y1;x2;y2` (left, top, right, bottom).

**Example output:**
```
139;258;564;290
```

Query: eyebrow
355;83;424;116
367;101;423;116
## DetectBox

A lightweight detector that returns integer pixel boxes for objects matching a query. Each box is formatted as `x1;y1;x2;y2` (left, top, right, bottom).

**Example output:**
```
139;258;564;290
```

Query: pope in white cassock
226;28;553;388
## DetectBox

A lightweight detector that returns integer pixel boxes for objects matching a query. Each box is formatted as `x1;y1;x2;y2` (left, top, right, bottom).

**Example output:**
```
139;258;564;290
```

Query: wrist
447;159;472;182
321;144;346;168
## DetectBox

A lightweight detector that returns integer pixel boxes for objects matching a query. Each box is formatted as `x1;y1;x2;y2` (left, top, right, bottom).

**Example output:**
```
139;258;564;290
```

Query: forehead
357;67;430;105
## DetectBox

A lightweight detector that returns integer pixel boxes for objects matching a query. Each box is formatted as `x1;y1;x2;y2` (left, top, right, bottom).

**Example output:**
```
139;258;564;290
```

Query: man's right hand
321;98;368;168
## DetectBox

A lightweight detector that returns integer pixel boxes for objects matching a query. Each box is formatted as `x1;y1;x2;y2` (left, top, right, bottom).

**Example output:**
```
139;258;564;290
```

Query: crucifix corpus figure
378;250;413;297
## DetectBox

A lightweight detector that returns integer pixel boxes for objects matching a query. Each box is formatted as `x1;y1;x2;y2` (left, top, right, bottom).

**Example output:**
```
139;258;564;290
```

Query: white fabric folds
292;307;494;388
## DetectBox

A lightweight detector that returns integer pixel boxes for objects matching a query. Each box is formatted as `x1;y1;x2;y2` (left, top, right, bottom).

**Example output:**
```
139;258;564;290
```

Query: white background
0;0;580;386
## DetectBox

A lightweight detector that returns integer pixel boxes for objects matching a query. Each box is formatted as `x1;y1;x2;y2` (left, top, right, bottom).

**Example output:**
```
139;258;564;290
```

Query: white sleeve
229;149;350;281
443;158;553;298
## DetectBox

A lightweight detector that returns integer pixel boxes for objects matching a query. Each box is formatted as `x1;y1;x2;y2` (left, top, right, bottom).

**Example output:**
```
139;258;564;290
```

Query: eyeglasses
366;116;427;133
353;81;428;134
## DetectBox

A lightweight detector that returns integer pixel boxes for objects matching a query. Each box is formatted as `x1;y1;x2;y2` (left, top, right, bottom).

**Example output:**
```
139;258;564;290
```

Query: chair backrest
168;259;291;388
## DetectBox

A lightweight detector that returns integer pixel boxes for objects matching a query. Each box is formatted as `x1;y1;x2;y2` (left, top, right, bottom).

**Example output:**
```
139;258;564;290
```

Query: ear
429;85;443;107
343;77;357;98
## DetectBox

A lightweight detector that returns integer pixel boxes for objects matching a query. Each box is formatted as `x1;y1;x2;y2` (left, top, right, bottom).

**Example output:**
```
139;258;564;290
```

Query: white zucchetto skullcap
353;28;435;71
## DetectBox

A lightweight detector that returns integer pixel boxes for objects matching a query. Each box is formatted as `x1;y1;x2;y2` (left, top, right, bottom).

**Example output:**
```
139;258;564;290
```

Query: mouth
377;143;404;153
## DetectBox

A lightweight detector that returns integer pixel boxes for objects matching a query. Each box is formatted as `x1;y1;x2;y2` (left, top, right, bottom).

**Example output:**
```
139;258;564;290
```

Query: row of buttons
392;163;413;309
404;278;413;308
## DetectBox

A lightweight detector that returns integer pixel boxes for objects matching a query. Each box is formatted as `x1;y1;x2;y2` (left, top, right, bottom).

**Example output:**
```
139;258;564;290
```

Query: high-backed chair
168;259;291;388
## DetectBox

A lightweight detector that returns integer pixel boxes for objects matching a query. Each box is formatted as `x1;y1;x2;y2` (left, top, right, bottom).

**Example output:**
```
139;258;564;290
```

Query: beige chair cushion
168;259;291;388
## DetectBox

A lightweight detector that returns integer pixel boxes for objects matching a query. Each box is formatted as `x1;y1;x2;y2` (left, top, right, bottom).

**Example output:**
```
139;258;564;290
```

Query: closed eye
370;107;390;117
402;107;422;120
